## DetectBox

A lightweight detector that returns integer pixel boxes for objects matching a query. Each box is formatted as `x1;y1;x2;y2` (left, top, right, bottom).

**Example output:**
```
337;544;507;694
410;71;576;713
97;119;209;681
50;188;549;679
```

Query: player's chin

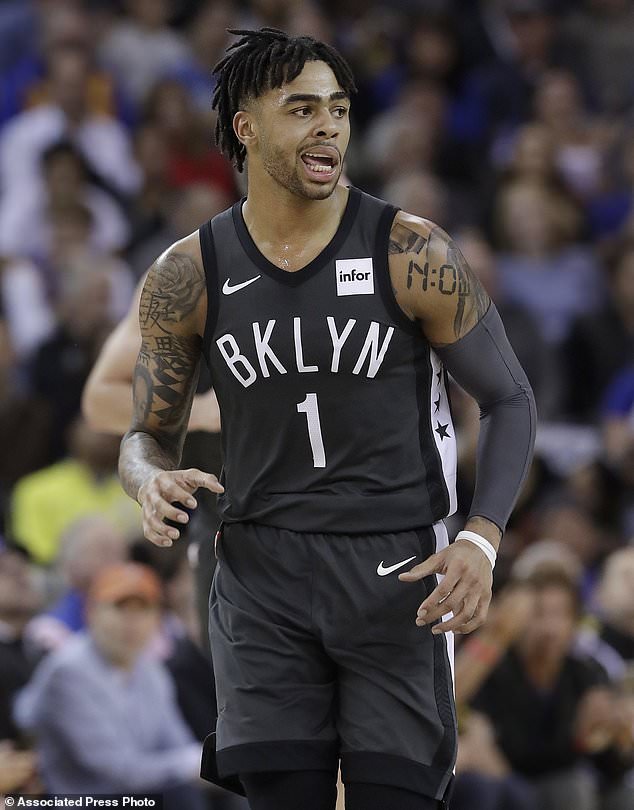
300;173;340;199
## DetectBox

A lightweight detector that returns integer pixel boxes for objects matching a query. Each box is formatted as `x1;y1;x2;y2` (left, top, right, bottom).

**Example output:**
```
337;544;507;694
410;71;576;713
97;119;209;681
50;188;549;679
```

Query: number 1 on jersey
296;393;326;468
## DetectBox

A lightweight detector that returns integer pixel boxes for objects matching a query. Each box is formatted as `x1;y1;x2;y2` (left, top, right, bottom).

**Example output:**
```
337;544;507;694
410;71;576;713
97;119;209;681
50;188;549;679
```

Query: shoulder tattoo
139;252;205;333
390;221;490;341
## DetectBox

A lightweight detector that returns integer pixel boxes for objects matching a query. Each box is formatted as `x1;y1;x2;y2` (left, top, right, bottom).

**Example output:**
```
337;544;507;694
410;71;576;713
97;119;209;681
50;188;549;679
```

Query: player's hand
399;540;493;634
137;468;224;547
574;688;619;753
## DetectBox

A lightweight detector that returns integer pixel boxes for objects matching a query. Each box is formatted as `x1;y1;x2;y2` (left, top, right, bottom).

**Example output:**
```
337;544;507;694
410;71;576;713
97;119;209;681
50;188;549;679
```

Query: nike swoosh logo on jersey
376;556;416;576
222;276;261;295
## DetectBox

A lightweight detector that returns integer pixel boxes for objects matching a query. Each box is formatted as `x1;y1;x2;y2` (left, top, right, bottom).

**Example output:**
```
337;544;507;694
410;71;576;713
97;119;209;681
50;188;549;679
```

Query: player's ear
233;110;258;150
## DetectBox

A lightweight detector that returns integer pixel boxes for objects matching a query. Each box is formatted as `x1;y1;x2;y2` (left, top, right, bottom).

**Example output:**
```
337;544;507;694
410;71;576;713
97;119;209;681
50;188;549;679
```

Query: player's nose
312;111;340;140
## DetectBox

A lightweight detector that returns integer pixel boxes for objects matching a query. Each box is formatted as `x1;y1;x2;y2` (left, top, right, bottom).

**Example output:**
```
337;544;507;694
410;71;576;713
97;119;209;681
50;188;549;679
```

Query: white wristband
455;530;497;569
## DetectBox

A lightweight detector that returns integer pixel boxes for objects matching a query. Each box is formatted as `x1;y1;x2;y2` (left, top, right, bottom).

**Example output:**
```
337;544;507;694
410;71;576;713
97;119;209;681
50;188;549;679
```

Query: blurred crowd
0;0;633;808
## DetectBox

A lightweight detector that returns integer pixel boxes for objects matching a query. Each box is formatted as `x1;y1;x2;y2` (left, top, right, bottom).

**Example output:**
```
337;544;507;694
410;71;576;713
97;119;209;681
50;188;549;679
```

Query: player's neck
243;173;348;246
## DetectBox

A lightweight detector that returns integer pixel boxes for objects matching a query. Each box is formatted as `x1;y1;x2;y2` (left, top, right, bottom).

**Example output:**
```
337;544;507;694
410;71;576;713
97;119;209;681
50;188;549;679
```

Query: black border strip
231;187;361;286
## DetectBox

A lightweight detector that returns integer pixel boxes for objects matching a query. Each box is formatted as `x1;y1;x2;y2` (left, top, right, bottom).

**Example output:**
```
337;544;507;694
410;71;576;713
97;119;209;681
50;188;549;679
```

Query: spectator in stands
0;544;41;742
533;69;606;200
169;1;234;113
560;0;634;113
587;133;634;243
14;562;205;808
0;305;50;522
0;43;141;201
564;241;634;421
25;516;127;654
0;140;129;262
471;570;631;810
493;178;604;345
132;541;217;742
286;1;332;45
362;79;447;189
128;183;231;278
535;499;609;599
45;199;134;320
1;196;132;394
126;123;173;264
143;78;237;197
0;3;125;126
507;123;558;184
0;0;131;124
97;0;190;108
459;0;562;148
453;712;538;810
10;417;140;565
28;263;123;459
0;250;55;364
580;547;634;680
495;121;582;222
384;169;450;228
457;227;557;417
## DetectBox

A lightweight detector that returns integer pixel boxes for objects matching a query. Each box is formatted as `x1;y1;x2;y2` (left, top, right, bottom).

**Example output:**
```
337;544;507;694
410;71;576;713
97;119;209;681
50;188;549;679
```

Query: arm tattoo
446;239;489;337
131;252;204;454
119;249;206;500
139;252;203;332
390;221;490;341
147;334;201;427
388;222;428;255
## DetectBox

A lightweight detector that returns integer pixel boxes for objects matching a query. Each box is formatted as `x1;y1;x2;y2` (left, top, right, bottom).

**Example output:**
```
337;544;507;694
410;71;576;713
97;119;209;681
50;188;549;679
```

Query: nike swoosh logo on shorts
376;556;416;576
222;276;261;295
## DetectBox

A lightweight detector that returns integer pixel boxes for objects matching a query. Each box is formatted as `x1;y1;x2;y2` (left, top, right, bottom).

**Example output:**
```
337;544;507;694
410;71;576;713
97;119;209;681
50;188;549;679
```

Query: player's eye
292;107;312;117
333;107;349;118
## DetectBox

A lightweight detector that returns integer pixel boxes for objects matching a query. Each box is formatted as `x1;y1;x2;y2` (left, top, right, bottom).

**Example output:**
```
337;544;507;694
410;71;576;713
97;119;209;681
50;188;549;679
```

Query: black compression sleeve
435;304;536;533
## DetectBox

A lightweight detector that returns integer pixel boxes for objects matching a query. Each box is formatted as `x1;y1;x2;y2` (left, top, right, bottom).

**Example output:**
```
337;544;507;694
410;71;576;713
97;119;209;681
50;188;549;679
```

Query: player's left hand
399;540;493;634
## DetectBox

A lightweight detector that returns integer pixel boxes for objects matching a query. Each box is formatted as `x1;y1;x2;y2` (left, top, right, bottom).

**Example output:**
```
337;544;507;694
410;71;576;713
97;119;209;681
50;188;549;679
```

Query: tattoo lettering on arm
388;214;490;346
125;251;206;477
139;253;202;331
388;222;428;255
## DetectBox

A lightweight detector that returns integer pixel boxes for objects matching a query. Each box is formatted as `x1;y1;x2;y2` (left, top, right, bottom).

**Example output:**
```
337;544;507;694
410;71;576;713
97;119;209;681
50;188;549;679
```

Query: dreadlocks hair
212;28;357;172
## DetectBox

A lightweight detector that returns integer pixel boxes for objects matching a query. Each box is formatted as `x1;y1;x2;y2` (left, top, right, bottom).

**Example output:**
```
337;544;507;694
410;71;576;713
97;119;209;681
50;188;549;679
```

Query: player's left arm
388;211;537;635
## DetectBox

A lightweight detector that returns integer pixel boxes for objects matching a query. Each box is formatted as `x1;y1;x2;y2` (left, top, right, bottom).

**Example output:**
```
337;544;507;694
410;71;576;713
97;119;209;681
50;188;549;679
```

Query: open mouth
300;149;338;180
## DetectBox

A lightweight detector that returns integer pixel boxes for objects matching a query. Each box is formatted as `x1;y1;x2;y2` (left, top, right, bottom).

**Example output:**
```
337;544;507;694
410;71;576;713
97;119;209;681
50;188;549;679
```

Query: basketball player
119;29;536;810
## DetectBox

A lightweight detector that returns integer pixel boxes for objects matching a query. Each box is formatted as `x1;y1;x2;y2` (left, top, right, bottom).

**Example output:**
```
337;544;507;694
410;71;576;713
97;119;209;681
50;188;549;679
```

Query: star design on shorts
434;395;441;413
435;421;451;441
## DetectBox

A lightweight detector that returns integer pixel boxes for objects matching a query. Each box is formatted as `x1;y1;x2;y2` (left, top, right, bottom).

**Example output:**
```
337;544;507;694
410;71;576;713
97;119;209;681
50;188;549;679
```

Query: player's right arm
118;240;223;548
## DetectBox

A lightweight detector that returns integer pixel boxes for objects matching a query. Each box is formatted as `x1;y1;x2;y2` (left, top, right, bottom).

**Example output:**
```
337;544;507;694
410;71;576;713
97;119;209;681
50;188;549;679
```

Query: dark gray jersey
199;187;457;533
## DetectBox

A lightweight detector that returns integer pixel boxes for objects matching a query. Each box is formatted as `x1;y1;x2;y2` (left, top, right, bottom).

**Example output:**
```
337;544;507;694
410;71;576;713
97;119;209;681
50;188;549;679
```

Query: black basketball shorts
204;521;456;802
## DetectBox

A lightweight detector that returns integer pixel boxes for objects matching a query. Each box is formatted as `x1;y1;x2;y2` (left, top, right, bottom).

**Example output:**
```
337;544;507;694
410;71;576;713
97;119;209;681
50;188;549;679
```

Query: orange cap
88;563;162;606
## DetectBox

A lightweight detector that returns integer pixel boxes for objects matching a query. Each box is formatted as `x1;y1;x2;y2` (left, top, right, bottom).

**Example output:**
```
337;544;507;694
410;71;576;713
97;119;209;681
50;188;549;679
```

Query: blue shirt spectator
14;563;203;803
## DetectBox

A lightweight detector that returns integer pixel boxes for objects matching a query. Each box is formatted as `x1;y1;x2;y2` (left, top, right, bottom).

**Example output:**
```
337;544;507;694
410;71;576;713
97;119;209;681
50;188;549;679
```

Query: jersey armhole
199;220;220;367
374;205;420;335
